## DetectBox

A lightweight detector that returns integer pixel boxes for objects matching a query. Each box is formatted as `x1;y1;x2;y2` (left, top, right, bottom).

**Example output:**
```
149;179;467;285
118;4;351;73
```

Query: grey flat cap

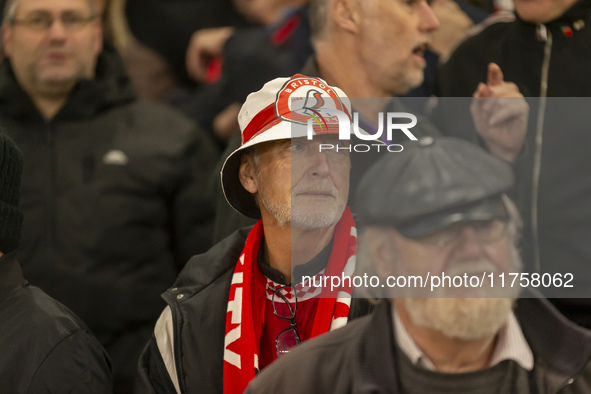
356;137;514;238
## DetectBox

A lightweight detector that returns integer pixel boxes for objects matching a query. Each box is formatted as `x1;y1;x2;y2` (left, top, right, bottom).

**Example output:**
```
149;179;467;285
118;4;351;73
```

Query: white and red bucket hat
221;74;354;218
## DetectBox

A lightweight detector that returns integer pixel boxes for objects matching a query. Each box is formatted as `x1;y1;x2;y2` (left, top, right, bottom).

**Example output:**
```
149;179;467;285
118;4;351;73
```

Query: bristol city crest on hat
225;74;354;219
274;74;349;128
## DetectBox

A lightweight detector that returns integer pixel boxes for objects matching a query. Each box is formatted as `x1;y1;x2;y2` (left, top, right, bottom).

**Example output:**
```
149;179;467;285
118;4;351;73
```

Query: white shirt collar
393;305;534;371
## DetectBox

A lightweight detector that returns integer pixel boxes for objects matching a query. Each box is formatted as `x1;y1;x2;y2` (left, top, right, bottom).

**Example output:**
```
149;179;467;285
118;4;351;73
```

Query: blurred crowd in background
1;0;590;392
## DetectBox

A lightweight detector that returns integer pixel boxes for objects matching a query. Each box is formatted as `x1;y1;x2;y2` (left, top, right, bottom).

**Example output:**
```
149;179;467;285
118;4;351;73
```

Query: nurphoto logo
305;107;418;153
275;75;419;152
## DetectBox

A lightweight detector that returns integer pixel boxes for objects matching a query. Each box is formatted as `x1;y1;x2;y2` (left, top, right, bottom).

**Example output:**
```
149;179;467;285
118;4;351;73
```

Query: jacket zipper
531;24;552;273
44;121;56;255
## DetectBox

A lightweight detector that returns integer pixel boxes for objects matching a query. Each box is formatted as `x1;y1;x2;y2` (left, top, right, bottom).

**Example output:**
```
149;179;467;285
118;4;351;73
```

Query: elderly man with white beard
245;136;591;394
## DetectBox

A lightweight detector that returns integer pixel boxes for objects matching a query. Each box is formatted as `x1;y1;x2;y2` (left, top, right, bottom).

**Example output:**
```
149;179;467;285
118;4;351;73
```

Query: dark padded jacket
246;298;591;394
136;227;373;394
0;49;219;387
0;252;113;393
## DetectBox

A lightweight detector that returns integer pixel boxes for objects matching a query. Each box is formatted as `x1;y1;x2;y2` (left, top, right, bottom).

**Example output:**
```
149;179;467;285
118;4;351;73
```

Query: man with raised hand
137;74;371;394
246;137;591;393
439;0;591;329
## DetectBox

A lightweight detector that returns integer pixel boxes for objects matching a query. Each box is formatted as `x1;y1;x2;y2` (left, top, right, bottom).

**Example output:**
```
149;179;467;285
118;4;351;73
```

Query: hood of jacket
514;0;591;40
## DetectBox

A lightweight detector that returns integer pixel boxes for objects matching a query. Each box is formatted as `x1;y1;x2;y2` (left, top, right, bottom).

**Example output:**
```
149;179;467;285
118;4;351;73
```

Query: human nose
419;1;440;33
309;150;330;177
46;17;68;40
452;227;484;259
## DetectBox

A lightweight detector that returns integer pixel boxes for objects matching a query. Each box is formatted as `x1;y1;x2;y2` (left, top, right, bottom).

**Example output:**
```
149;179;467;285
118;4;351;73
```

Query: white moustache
292;180;338;197
446;260;500;278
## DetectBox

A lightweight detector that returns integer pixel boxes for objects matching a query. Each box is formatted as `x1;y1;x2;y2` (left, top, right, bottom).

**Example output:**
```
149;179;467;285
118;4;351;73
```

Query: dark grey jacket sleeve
28;329;113;393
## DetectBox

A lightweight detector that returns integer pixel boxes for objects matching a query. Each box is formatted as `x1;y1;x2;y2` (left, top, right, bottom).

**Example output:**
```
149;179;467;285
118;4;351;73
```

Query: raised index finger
487;63;504;87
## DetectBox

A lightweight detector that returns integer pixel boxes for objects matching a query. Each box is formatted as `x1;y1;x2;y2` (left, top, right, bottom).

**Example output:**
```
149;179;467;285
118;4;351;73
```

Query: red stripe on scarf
222;208;356;394
310;208;356;337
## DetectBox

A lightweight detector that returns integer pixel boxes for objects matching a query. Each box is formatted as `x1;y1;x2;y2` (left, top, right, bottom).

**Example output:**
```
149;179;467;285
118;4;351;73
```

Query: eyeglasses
271;284;301;356
418;219;509;248
11;13;98;32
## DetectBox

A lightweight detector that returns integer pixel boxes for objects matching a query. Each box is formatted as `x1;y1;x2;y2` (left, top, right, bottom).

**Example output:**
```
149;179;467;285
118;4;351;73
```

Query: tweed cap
356;136;514;238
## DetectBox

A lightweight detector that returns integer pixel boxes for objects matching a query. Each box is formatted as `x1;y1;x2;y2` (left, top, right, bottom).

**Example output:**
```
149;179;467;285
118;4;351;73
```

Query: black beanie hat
0;133;23;254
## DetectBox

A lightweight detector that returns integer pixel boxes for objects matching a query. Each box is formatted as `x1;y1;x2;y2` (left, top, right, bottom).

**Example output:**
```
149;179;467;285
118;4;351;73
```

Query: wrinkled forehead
13;0;94;17
254;135;345;152
292;134;344;146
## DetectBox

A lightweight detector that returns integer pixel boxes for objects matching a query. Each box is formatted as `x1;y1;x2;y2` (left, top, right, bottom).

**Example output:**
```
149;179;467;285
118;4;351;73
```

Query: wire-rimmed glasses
271;284;301;356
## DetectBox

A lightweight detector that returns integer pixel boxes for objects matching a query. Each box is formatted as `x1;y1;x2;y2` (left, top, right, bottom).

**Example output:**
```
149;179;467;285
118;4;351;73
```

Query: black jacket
0;50;219;386
0;252;113;393
136;227;373;394
437;0;591;306
439;0;591;98
246;298;591;394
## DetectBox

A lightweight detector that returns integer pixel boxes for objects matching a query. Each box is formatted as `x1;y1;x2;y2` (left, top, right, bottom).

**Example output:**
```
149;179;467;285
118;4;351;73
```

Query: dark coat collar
354;301;400;393
516;292;591;385
0;252;26;302
515;0;591;41
352;296;591;393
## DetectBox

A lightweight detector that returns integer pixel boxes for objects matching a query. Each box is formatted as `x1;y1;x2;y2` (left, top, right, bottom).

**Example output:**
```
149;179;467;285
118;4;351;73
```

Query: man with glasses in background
136;74;372;394
246;137;591;393
0;0;218;391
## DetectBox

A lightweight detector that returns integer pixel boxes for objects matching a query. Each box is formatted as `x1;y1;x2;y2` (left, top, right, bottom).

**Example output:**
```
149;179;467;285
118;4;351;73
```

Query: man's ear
331;0;362;34
239;153;258;194
93;22;103;56
367;227;397;278
2;25;13;57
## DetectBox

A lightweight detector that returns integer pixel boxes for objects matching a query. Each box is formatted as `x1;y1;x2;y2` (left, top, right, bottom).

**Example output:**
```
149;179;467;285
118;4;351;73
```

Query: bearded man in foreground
246;136;591;394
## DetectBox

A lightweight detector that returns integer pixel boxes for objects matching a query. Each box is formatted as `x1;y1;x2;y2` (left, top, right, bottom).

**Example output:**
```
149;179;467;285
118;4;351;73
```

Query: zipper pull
536;24;548;42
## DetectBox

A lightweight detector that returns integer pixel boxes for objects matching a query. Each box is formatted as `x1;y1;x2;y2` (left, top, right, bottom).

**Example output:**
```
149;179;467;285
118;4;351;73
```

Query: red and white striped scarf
222;207;357;394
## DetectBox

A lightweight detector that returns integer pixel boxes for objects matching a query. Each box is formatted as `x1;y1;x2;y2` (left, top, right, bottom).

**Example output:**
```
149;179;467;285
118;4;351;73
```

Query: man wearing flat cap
136;74;373;394
246;137;591;393
0;134;112;392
